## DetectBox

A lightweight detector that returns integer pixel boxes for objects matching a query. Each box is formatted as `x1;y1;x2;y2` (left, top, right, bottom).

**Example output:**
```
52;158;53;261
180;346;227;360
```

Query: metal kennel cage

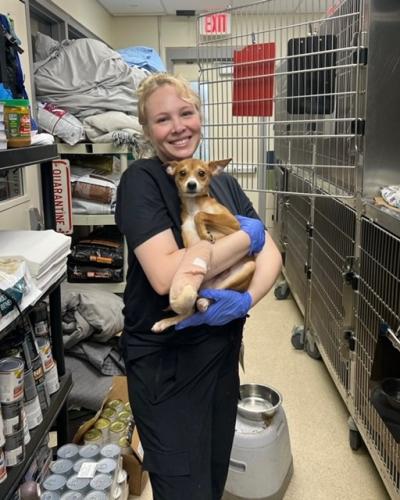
196;1;400;498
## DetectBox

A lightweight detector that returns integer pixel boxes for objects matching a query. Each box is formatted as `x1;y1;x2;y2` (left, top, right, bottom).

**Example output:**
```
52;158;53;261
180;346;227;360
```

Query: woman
116;73;282;500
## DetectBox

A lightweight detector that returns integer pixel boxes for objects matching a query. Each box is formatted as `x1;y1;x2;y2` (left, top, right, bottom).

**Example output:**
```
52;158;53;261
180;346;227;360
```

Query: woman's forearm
205;230;251;280
247;232;283;306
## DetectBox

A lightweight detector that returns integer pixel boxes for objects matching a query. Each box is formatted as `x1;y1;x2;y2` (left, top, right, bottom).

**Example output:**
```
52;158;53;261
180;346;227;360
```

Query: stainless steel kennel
195;1;400;498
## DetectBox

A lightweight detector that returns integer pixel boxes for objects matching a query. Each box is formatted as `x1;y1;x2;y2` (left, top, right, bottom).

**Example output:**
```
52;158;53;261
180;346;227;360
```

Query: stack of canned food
0;302;61;476
83;399;134;455
41;443;129;499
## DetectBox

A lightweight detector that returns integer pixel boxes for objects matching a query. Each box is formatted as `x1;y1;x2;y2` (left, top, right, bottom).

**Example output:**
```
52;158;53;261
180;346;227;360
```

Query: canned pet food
89;473;113;493
100;407;117;423
106;399;124;414
0;357;24;402
73;458;96;474
30;301;49;337
57;443;80;460
83;428;102;446
45;363;60;395
50;458;74;476
100;443;121;459
118;436;131;455
96;457;117;475
4;428;24;466
117;411;131;423
94;417;111;442
36;379;50;411
31;354;45;383
84;492;108;500
37;337;55;372
79;443;99;460
42;473;66;493
1;399;22;435
41;491;61;500
66;474;90;493
60;491;84;500
23;368;37;402
24;395;43;430
0;447;7;483
109;421;126;444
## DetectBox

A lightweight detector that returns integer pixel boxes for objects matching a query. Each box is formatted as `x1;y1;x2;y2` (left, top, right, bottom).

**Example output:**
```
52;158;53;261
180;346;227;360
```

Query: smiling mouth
170;137;191;146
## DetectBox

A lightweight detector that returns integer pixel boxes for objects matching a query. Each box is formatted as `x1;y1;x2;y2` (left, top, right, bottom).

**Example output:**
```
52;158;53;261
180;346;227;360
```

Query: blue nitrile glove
175;288;252;330
235;215;265;255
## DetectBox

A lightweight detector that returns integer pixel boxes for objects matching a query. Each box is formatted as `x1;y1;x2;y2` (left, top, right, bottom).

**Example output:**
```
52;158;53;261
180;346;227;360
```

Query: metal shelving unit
0;144;71;497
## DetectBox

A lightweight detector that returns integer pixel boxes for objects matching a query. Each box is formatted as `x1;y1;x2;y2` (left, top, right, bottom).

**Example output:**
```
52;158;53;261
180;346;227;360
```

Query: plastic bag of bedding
38;102;85;145
381;186;400;209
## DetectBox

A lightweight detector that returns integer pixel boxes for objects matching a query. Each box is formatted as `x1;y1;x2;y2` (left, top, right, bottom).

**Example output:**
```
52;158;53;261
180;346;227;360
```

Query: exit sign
200;13;231;35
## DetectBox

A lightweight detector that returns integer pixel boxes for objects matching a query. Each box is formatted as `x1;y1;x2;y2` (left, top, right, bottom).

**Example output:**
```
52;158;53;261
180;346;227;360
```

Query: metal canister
72;458;96;474
4;427;24;466
0;357;24;403
96;457;117;475
45;362;60;395
118;436;132;455
1;399;23;436
100;443;121;459
105;399;124;414
23;395;43;430
36;378;50;412
117;411;131;424
57;443;80;460
31;354;45;384
23;368;37;402
50;458;74;476
83;428;103;446
30;301;49;337
36;336;55;372
60;492;84;500
0;447;7;483
89;473;113;495
94;417;111;443
84;492;108;500
66;474;90;494
79;443;99;460
109;420;126;444
100;407;117;423
42;473;67;494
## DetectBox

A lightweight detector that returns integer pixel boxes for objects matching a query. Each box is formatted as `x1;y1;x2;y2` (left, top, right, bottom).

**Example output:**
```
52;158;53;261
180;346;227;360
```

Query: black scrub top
115;157;260;359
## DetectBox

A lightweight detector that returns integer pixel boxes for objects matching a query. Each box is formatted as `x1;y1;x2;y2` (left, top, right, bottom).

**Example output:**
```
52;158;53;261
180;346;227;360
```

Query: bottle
4;99;31;148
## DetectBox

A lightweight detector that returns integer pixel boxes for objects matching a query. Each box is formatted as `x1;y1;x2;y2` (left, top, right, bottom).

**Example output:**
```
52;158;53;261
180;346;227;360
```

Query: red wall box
232;42;276;117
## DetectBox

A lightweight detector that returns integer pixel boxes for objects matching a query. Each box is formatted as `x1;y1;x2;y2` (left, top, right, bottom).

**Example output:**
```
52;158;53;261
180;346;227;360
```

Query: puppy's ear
165;161;178;176
209;158;232;176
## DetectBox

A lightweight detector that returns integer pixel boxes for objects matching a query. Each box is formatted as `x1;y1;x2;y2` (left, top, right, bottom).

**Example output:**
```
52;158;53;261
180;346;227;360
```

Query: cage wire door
196;0;366;199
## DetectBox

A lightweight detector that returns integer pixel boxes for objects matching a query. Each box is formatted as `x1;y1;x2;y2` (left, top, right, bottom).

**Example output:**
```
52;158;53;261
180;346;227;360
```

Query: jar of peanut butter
4;99;31;148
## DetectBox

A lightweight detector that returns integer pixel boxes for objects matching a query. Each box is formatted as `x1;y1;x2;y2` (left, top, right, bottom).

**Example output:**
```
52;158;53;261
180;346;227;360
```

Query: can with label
100;443;121;459
23;368;38;402
24;395;43;429
1;399;23;436
106;399;125;414
94;417;111;443
36;336;55;372
45;362;60;395
96;457;117;475
109;420;126;444
42;473;67;493
4;427;24;466
57;443;80;460
0;357;24;403
83;428;103;446
89;473;113;495
36;379;50;412
66;474;90;494
30;301;49;337
50;458;74;476
79;443;99;460
31;354;45;383
0;447;7;483
100;407;117;423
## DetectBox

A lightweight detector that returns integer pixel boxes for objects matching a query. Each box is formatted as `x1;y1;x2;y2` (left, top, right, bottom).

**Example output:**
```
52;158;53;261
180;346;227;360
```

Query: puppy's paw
196;297;211;312
151;320;167;333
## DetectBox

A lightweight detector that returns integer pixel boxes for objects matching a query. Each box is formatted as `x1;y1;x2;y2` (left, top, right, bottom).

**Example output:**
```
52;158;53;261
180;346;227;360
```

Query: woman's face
145;84;201;162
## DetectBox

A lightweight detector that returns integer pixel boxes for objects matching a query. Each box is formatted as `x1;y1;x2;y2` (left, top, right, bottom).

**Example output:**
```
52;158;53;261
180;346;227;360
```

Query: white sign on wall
200;13;231;35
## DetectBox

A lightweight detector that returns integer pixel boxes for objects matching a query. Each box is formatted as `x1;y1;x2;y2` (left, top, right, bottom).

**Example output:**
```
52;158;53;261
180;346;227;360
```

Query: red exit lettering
202;13;231;35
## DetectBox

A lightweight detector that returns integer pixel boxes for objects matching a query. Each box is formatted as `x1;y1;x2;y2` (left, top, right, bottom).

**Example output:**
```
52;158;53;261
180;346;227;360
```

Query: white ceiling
96;0;326;16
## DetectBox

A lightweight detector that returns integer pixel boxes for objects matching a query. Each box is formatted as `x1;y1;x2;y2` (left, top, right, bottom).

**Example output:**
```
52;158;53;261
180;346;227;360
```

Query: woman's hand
235;215;265;255
175;288;252;329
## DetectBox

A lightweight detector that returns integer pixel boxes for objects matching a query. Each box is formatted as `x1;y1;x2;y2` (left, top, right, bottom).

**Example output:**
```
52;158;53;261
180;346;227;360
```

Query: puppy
151;158;256;333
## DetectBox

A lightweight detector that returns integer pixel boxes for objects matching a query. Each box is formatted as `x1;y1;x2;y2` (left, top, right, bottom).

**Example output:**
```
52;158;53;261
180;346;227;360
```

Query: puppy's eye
198;170;206;177
179;170;186;178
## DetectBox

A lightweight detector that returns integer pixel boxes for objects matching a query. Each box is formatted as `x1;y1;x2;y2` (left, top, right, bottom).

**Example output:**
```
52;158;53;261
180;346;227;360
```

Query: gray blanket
34;33;147;119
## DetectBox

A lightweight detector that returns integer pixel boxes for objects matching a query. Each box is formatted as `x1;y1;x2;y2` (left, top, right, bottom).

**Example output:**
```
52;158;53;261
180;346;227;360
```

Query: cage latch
305;222;313;236
304;262;311;279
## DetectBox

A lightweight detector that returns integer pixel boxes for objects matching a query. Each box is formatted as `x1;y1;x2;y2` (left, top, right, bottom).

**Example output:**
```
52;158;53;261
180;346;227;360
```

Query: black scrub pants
124;326;243;500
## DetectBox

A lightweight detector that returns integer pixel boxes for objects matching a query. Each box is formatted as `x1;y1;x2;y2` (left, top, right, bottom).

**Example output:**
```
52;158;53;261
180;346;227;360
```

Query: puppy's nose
187;181;197;191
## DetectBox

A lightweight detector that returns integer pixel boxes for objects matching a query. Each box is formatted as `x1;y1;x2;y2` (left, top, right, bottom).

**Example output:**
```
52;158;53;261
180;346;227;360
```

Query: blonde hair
137;73;201;132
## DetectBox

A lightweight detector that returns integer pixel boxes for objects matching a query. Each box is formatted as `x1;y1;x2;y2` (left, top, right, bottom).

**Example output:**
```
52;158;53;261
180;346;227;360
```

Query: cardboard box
73;376;149;496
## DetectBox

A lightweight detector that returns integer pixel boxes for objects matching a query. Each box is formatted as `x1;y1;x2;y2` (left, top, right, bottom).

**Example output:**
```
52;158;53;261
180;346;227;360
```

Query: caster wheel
349;429;362;450
304;332;321;360
291;325;305;350
274;280;290;300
